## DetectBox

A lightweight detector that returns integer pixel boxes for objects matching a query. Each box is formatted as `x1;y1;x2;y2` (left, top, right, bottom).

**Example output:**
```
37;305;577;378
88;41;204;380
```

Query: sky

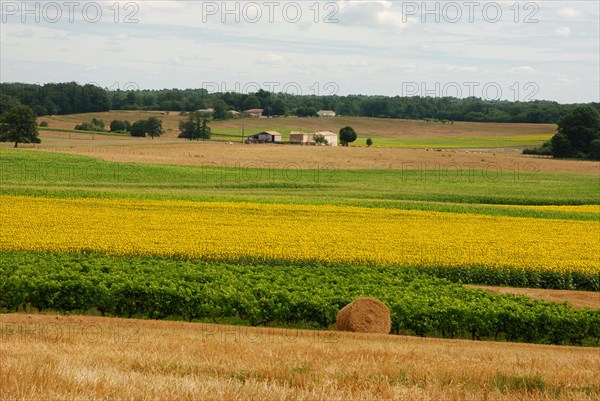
1;0;598;103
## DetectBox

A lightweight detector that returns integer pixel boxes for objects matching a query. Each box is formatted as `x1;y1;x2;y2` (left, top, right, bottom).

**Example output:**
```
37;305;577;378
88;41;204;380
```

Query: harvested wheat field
38;112;556;140
11;133;599;175
0;314;598;401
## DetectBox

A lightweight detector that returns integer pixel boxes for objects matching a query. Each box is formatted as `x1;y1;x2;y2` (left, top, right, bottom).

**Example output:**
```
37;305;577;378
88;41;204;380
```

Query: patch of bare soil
470;285;600;309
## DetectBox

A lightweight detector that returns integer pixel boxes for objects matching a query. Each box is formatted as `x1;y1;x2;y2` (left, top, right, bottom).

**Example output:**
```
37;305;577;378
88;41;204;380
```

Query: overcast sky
1;0;598;103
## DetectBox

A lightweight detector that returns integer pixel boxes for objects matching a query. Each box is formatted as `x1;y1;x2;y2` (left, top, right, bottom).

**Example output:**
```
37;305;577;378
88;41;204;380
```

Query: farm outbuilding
289;131;312;144
314;131;338;146
245;131;282;143
317;110;336;117
290;131;338;146
243;109;264;118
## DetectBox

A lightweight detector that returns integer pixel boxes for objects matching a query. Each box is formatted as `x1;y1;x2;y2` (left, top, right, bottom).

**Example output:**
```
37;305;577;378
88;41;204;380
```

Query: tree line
2;82;599;124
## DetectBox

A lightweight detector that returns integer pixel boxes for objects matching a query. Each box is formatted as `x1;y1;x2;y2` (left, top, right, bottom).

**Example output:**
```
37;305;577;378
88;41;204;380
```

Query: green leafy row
418;265;599;292
1;250;598;346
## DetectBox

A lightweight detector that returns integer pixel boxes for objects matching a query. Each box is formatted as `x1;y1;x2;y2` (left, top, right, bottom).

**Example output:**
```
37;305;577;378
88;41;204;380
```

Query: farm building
317;110;336;117
243;109;264;118
196;108;214;115
245;131;282;143
289;131;311;144
289;131;338;146
314;131;338;146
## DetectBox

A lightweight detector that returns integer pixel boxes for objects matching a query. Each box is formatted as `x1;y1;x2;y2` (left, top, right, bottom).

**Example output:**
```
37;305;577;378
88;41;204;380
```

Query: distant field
38;111;556;149
2;150;599;216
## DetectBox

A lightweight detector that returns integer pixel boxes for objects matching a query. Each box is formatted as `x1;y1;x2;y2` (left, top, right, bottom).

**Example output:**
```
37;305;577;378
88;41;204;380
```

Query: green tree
178;112;211;140
244;95;261;110
0;94;21;114
271;99;286;116
551;133;572;158
339;126;357;146
366;137;373;147
0;105;40;148
313;133;328;145
145;117;163;139
589;139;600;161
199;117;211;140
212;100;230;120
296;106;317;117
110;120;131;132
556;106;600;156
130;120;147;137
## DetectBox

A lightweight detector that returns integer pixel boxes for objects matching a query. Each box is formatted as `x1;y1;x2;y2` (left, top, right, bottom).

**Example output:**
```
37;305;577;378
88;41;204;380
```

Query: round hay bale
335;303;353;331
335;297;391;334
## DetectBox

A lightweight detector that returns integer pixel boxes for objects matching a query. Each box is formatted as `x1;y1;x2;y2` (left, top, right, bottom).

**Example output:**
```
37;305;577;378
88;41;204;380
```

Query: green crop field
1;149;598;219
1;146;599;347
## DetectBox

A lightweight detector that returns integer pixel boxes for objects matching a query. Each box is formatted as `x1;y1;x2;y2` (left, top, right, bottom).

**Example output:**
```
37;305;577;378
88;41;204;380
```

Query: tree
212;100;230;120
313;133;328;145
199;117;211;140
110;120;131;132
178;112;211;140
556;106;600;156
551;133;572;158
145;117;163;139
130;120;147;137
244;95;261;110
366;137;373;147
271;99;286;116
0;105;40;148
339;126;357;146
296;106;317;117
0;94;21;114
589;139;600;161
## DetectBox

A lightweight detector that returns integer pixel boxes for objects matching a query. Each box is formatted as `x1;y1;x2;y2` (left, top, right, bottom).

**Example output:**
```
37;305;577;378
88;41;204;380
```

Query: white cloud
340;60;370;68
7;29;35;38
555;77;580;86
508;66;537;74
557;7;581;19
338;1;408;31
446;66;479;73
555;27;572;37
256;54;286;65
44;33;71;41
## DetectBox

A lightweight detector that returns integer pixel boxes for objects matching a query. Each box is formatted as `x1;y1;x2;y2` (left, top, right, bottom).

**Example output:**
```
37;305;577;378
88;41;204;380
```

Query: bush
366;138;373;147
130;120;147;137
313;133;328;145
75;118;105;132
110;120;131;132
38;121;48;127
522;141;551;156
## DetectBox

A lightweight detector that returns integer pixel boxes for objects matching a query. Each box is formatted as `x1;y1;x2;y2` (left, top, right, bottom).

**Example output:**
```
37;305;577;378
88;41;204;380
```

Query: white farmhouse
317;110;336;117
